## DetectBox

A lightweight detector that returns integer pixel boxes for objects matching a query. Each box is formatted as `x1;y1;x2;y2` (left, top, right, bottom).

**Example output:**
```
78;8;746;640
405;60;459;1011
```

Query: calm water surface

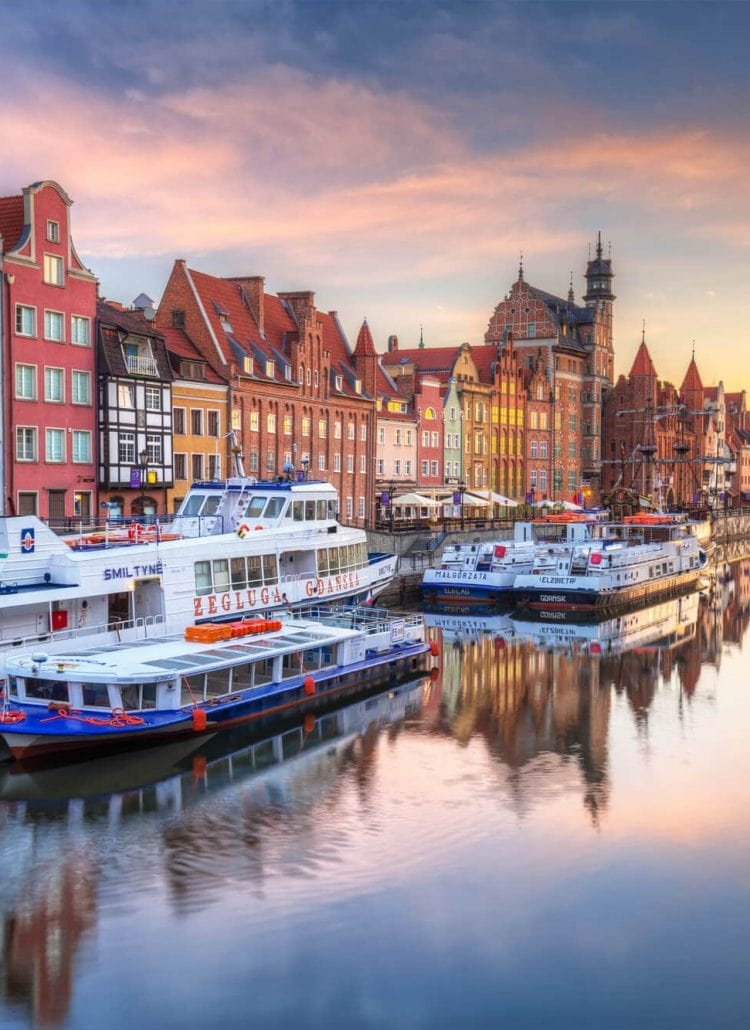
1;564;749;1030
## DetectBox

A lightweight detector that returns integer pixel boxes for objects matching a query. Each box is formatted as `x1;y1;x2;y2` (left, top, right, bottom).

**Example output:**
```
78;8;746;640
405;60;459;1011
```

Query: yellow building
162;327;229;513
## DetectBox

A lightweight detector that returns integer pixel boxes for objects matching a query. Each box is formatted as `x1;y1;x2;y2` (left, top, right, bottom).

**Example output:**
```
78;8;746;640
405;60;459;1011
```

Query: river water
1;562;749;1029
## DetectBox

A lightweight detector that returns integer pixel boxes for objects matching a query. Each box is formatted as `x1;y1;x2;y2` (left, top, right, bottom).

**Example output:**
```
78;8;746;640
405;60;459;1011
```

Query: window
360;455;366;473
44;310;64;342
249;411;259;432
528;323;536;338
44;367;64;402
172;309;185;328
530;470;537;488
248;450;258;473
395;429;402;446
431;460;438;476
421;460;429;477
265;360;275;378
540;441;548;459
347;455;354;474
71;370;91;405
46;219;60;242
346;497;353;519
568;441;576;458
314;370;319;388
207;411;219;437
118;383;135;408
72;430;91;463
43;253;63;285
145;385;161;411
15;304;36;337
378;427;385;445
15;364;36;399
208;454;221;479
17;492;37;515
174;407;186;434
71;315;90;346
318;454;326;471
376;459;384;476
45;428;65;462
333;453;341;472
318;419;327;439
394;460;401;475
267;412;277;434
174;453;187;480
348;423;355;441
191;410;204;435
406;431;413;446
530;440;538;459
192;454;204;480
333;420;342;439
16;426;37;461
119;433;136;464
146;434;162;463
540;471;547;491
335;374;343;390
405;460;412;476
431;432;439;448
265;449;274;471
540;412;548;430
283;415;292;435
359;497;365;518
302;417;311;437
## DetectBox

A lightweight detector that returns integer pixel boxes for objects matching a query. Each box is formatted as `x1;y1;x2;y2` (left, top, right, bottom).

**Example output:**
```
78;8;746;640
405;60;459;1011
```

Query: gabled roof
161;325;226;384
97;300;173;381
353;319;377;357
381;345;459;384
629;340;657;378
0;194;24;252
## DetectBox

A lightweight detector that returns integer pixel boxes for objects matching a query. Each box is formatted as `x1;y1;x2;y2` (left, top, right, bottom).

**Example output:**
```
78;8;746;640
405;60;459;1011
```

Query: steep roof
0;194;24;252
381;345;459;384
680;356;704;395
628;340;657;378
353;319;377;358
161;325;226;385
97;300;173;381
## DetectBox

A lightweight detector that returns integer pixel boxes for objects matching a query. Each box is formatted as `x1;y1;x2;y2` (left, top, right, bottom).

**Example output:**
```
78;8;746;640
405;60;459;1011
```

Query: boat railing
293;604;423;635
2;613;167;654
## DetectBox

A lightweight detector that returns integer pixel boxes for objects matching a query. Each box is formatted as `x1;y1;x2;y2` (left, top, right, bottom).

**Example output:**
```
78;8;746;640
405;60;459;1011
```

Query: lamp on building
138;448;148;517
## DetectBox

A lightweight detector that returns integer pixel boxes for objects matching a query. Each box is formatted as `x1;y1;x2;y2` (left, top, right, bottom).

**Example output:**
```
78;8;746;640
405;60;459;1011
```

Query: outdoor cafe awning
392;492;439;508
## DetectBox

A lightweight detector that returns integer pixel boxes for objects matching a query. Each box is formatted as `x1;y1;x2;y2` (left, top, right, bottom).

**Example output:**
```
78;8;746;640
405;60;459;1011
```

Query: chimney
229;276;265;335
388;334;398;352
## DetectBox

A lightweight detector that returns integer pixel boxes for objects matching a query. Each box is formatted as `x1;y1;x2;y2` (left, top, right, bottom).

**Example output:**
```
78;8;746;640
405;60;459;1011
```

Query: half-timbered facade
97;302;174;516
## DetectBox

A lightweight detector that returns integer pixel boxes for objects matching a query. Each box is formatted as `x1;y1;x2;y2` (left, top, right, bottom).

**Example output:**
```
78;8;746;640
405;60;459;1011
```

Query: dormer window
355;379;362;394
219;313;233;332
243;356;253;374
172;309;185;328
265;359;274;377
46;220;60;243
335;374;343;391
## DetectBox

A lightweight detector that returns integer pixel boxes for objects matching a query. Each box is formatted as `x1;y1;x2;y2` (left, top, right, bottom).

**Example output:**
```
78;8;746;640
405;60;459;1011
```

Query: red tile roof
0;194;24;252
354;320;377;357
680;356;704;395
382;346;459;381
160;325;226;384
629;340;657;378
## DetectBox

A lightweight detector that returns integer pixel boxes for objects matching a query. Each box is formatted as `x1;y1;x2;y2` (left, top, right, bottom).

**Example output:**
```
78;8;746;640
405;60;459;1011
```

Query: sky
1;0;749;388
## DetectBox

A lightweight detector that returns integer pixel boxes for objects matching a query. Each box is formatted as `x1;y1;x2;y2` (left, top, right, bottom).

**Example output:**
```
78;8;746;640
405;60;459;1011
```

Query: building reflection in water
2;561;750;1027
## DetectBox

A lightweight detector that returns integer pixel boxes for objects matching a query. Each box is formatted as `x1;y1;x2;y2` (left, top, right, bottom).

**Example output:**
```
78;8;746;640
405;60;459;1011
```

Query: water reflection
1;560;749;1029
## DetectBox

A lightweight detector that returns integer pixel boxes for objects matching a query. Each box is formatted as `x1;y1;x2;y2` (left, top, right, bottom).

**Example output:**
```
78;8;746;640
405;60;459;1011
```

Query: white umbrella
391;492;439;508
530;498;583;511
485;491;518;507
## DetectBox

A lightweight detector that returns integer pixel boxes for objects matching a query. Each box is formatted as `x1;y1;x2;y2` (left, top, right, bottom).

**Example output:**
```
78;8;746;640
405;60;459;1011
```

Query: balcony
125;354;159;377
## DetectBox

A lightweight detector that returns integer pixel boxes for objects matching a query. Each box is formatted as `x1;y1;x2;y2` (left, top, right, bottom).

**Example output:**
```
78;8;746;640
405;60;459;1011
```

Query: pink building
414;378;444;489
0;181;98;521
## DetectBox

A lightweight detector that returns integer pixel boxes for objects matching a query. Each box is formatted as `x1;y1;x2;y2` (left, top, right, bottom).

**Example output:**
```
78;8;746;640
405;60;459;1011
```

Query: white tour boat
512;516;706;615
0;476;396;677
0;606;436;761
420;511;611;605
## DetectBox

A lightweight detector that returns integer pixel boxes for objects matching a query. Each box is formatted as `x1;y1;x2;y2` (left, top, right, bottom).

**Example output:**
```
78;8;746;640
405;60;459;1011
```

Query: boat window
317;549;330;575
265;497;285;519
81;683;111;708
284;502;294;520
245;496;267;518
329;547;340;574
213;559;230;593
203;495;222;515
247;555;262;586
328;500;337;519
8;676;20;698
231;557;247;590
316;500;327;520
181;674;205;705
24;677;69;703
305;500;316;520
195;561;212;595
262;554;278;584
119;683;156;710
141;684;157;709
206;668;231;698
282;651;305;679
338;546;348;570
181;494;208;516
293;501;304;521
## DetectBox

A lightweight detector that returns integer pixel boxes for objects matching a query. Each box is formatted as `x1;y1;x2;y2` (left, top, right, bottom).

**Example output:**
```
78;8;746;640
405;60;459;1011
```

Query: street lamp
301;456;310;480
138;448;148;519
458;480;467;530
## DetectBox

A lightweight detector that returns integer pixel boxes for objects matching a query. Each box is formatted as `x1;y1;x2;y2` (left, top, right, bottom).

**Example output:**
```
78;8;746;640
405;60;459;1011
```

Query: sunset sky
2;1;748;388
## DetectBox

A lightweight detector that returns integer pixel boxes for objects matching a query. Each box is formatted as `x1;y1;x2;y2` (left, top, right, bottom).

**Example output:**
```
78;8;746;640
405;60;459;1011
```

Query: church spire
583;230;615;304
419;324;425;349
518;251;524;282
567;272;574;304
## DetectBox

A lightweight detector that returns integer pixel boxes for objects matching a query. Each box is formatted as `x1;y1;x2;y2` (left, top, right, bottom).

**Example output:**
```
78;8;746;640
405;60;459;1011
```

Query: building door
74;491;92;520
108;592;131;627
133;578;165;624
48;489;67;523
17;492;37;516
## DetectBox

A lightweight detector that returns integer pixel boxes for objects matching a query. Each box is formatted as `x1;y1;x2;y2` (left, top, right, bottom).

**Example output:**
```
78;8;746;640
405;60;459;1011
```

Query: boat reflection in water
0;675;429;1028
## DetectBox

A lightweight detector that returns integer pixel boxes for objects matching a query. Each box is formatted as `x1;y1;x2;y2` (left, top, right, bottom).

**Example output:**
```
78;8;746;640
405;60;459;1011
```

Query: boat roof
190;478;336;494
7;617;358;684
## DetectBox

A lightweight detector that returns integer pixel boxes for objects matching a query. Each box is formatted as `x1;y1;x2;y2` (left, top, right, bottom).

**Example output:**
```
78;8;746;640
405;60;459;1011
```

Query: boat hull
514;570;701;617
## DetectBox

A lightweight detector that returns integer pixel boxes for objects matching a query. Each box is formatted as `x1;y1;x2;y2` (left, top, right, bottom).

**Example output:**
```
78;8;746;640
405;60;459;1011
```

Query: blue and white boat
0;606;435;762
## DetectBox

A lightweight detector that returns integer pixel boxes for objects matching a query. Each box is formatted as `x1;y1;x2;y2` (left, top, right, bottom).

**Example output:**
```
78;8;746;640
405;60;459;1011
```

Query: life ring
0;709;25;724
237;523;251;538
254;525;264;531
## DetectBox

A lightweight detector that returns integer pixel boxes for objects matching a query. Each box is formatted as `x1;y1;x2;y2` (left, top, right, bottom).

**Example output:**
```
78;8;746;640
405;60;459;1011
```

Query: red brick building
155;262;375;525
484;239;615;502
0;181;98;521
